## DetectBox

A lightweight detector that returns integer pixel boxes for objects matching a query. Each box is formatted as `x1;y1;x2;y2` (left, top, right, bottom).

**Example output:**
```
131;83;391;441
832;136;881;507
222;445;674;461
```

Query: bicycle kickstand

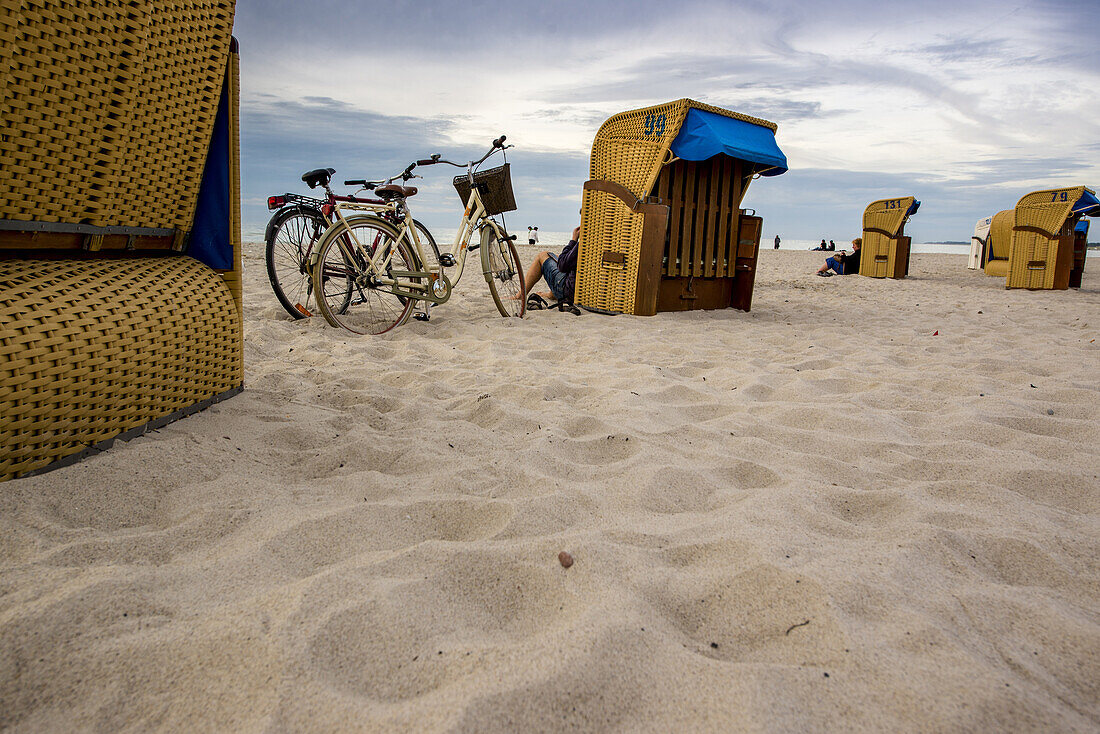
413;300;432;322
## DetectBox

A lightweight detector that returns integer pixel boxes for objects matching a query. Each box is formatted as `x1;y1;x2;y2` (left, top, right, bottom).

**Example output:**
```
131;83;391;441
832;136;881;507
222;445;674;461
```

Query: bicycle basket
453;163;517;216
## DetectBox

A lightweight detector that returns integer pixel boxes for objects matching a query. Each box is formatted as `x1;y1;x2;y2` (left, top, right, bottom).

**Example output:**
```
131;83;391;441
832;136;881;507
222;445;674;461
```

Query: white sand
2;245;1098;732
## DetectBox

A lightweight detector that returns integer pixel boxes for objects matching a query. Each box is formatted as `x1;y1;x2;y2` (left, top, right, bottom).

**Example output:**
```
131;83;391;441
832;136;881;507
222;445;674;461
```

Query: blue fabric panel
907;199;921;216
188;72;232;270
1075;219;1089;235
1070;190;1100;217
670;109;788;176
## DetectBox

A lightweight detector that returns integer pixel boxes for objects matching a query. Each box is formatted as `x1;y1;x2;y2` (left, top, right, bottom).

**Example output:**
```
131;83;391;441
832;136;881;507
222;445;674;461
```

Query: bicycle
264;167;439;319
309;136;526;335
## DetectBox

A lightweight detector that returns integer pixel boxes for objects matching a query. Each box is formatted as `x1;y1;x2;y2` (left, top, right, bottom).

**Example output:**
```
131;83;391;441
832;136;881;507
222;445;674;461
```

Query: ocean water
243;226;1097;258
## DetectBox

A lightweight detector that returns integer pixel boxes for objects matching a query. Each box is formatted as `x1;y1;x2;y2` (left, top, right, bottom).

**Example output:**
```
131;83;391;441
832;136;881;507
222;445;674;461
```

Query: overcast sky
234;0;1100;242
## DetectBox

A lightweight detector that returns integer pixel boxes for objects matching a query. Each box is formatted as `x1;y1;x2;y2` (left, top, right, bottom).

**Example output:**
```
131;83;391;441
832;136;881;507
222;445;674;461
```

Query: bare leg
523;251;555;298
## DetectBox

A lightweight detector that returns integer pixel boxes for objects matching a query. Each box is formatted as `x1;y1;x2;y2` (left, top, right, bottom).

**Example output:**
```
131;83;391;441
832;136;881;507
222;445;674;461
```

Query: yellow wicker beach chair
982;210;1013;277
577;99;787;315
1004;186;1097;290
0;1;241;480
860;197;919;279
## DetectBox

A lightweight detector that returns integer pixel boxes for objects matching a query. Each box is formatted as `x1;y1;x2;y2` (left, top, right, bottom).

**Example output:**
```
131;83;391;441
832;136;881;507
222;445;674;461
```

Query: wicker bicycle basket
453;163;517;216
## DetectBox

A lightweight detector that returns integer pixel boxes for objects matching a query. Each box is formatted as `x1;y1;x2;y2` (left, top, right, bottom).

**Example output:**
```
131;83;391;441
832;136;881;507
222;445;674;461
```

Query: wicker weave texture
988;210;1013;260
860;196;915;279
1006;227;1064;289
1006;187;1089;290
577;99;777;314
0;0;236;229
0;256;241;480
862;196;914;239
1013;186;1085;238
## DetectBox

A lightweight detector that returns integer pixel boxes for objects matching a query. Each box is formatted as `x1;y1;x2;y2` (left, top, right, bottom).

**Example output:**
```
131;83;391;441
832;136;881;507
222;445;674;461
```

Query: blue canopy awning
1075;219;1090;235
1071;189;1100;217
908;199;921;216
670;108;788;177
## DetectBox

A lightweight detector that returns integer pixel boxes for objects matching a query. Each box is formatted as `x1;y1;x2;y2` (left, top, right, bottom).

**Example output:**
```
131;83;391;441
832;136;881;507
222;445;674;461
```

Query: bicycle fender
265;205;322;243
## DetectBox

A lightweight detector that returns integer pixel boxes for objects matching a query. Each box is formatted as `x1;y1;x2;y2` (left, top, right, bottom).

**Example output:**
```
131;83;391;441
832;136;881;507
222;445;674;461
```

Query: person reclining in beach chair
522;226;580;312
815;238;862;276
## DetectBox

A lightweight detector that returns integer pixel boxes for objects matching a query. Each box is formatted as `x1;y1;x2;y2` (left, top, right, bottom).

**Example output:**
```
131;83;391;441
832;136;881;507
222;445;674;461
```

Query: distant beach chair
576;99;788;315
0;2;241;480
969;215;993;269
981;210;1014;277
1002;186;1098;290
860;197;920;279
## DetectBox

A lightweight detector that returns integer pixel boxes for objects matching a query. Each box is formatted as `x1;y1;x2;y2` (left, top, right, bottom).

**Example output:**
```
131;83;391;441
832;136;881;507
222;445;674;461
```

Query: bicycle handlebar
421;136;512;171
344;161;418;190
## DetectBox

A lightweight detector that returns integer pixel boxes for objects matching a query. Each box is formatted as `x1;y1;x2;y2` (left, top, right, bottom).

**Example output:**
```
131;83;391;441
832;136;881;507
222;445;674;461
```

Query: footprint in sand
307;552;579;701
651;564;848;666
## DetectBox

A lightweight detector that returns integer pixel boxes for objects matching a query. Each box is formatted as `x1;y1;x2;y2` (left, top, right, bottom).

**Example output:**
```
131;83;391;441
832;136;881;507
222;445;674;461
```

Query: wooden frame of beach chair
576;99;784;315
1004;186;1091;290
860;196;917;279
0;1;241;481
1070;220;1089;289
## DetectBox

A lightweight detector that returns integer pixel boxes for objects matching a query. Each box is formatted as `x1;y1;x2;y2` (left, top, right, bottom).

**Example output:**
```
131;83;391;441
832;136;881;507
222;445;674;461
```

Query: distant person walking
528;226;535;245
774;235;781;249
532;227;539;246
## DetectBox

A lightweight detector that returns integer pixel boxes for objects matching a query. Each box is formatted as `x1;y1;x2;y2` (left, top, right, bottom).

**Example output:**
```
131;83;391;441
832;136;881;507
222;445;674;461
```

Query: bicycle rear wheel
312;216;419;335
481;226;525;317
266;206;327;318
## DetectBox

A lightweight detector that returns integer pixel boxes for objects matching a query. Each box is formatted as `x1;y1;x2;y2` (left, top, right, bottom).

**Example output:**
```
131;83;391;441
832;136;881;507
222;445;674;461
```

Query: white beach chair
969;216;992;269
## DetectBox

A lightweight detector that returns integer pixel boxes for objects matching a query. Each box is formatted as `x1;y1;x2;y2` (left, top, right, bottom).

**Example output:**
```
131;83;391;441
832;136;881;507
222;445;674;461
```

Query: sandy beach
2;245;1098;732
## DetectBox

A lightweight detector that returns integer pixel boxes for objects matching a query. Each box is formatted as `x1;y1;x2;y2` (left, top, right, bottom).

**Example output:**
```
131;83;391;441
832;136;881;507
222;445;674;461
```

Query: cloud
234;0;1100;241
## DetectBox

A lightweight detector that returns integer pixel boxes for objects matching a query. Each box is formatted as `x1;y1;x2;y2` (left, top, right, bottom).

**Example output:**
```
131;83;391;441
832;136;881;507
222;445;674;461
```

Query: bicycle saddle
374;184;418;199
301;167;336;189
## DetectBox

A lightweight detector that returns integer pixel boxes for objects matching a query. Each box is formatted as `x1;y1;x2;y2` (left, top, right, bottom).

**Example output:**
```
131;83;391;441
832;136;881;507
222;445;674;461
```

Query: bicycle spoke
313;216;418;334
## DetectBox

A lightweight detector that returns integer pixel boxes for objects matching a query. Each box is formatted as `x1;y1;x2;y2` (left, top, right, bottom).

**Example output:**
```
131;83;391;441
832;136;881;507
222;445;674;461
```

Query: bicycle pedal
466;244;479;252
413;312;430;322
438;254;456;267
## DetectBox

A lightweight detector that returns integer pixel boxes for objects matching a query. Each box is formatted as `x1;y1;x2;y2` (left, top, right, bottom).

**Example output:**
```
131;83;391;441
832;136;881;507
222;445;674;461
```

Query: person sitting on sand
816;238;862;276
811;239;827;251
522;226;579;305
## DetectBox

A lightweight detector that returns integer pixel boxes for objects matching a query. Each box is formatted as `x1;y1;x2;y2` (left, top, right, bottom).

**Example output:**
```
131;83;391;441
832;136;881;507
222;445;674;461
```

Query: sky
234;0;1100;243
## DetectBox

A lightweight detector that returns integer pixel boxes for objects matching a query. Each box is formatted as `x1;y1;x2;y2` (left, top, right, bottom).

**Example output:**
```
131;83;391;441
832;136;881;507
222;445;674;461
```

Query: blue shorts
541;257;567;301
826;256;842;274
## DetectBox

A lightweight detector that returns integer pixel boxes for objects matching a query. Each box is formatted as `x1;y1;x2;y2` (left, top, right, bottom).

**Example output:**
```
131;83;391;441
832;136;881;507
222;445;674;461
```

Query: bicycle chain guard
389;270;452;304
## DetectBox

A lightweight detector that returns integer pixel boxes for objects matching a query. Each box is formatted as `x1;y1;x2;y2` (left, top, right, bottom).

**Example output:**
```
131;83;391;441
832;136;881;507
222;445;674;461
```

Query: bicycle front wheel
266;206;326;318
481;226;525;318
312;216;418;335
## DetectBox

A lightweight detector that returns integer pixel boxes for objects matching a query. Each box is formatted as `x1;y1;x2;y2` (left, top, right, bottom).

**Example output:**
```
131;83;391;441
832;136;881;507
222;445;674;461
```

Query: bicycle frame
322;183;501;307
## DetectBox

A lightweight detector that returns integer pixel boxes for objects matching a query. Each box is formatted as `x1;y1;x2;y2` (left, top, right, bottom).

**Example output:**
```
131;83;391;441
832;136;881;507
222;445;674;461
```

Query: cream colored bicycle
309;137;525;335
